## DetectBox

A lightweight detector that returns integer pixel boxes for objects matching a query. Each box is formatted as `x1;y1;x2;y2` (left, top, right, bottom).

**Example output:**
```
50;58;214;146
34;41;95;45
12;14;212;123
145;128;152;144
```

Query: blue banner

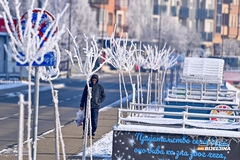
112;130;240;160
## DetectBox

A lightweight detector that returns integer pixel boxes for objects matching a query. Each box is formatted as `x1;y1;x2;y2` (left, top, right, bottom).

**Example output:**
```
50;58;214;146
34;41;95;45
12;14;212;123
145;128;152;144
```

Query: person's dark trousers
83;108;99;136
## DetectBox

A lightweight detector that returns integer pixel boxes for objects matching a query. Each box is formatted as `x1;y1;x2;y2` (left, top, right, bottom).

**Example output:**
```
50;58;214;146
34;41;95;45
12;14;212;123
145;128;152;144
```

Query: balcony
89;0;109;4
115;0;128;10
179;7;189;19
153;4;167;15
223;0;233;4
171;6;177;16
196;9;214;20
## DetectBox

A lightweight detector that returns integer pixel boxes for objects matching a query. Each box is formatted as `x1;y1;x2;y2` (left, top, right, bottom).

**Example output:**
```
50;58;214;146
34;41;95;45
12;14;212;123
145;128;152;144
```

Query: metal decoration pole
32;67;40;160
18;94;25;160
158;70;162;105
32;3;42;160
54;90;60;160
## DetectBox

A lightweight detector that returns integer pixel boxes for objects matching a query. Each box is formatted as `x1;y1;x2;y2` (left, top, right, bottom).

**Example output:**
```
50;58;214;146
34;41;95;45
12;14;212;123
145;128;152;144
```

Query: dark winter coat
80;74;106;109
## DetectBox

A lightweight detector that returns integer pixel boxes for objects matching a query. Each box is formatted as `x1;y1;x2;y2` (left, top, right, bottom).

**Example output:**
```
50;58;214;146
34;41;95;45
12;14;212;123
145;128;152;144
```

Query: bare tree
127;0;153;42
186;29;202;55
46;0;99;59
158;13;188;52
221;38;240;57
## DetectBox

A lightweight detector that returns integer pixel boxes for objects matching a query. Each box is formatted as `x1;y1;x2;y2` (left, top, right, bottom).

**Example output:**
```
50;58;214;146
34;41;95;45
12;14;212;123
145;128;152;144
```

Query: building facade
89;0;128;41
213;0;240;56
94;0;239;56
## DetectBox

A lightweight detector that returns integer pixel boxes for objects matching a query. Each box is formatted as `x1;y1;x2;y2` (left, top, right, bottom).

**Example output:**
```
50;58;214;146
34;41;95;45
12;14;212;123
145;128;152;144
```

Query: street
0;73;149;151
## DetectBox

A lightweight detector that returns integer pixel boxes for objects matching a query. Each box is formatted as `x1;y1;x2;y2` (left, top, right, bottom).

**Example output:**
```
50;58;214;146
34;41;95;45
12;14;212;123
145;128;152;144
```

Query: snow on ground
77;131;113;159
0;80;65;98
0;80;30;90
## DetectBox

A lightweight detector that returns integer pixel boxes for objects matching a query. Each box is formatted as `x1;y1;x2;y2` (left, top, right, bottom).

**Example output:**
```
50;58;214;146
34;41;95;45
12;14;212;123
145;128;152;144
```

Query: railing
166;87;238;104
118;103;240;130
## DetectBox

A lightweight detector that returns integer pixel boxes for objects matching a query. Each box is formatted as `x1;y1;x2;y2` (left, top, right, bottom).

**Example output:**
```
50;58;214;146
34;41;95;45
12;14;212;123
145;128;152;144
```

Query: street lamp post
67;0;72;78
158;0;162;50
101;3;105;48
32;1;42;160
221;7;230;58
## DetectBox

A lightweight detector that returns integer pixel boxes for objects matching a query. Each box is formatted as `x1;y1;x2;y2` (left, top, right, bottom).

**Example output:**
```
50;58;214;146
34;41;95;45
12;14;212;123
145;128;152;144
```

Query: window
216;26;221;33
207;0;214;9
217;14;222;26
217;0;222;4
231;15;235;27
117;14;122;27
217;4;222;14
99;9;107;22
108;13;113;26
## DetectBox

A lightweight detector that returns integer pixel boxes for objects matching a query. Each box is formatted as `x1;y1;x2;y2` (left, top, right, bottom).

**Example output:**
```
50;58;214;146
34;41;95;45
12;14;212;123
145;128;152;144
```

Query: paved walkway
0;107;118;160
0;68;120;160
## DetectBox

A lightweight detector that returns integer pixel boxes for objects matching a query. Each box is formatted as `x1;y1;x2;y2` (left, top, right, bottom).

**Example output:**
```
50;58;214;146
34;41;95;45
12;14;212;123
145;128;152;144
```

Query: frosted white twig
103;33;138;109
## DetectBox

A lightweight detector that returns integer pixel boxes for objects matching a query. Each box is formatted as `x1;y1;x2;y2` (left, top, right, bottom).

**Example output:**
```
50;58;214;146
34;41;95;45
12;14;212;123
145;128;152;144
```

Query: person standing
80;74;106;138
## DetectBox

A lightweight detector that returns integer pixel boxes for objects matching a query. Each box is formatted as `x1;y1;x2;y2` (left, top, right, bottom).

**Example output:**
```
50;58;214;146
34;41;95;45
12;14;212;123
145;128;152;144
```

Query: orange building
213;0;240;56
89;0;128;41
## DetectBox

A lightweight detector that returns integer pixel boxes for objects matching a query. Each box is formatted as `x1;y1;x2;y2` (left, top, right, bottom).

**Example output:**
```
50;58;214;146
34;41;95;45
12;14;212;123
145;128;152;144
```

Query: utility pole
221;6;231;58
99;3;105;72
158;0;162;105
32;1;41;160
101;3;105;48
67;0;72;78
158;0;162;50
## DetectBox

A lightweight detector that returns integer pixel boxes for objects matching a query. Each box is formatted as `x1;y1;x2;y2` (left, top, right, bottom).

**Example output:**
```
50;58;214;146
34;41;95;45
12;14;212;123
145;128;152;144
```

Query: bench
182;58;224;84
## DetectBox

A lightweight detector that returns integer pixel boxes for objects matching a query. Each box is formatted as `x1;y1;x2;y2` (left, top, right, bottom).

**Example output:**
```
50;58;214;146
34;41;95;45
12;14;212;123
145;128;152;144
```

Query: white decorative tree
103;33;138;109
66;30;110;160
142;45;164;105
141;44;177;105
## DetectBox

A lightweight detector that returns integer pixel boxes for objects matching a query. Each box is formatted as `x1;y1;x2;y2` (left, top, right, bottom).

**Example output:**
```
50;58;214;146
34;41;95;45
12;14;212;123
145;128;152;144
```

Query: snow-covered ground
0;80;65;98
0;80;29;90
